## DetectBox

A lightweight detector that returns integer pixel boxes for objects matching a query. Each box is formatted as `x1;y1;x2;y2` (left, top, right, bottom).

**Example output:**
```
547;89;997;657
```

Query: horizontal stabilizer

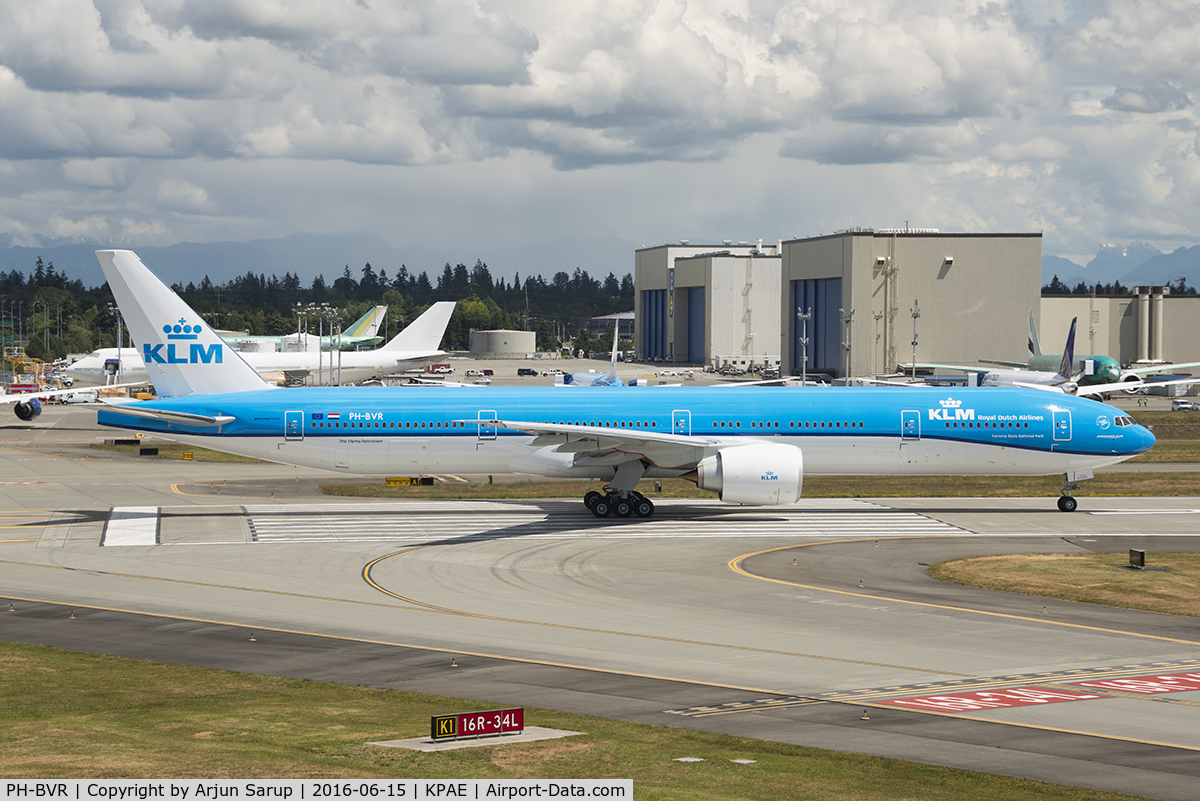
99;402;235;427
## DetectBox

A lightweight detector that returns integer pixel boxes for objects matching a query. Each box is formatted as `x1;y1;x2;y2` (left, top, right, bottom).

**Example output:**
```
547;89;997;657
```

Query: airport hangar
635;230;1042;377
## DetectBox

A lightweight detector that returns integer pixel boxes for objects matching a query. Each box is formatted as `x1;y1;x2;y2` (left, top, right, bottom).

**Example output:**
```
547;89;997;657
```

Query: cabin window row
315;420;470;429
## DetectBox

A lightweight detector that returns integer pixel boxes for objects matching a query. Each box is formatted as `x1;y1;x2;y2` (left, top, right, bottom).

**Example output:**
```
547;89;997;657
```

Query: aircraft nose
1135;423;1157;453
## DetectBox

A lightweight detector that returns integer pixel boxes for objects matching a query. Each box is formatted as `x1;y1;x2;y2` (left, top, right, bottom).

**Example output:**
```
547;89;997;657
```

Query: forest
0;257;635;362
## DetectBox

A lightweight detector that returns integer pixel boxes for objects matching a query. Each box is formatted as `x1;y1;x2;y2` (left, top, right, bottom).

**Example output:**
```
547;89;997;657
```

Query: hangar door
686;287;705;364
792;278;842;375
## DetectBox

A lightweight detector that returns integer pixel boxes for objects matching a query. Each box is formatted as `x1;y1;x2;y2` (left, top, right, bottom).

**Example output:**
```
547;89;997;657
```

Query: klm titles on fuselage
927;398;1046;424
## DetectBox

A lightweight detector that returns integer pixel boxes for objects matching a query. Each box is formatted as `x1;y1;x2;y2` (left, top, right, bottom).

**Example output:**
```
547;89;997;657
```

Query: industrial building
636;230;1042;377
1040;287;1200;371
635;240;783;369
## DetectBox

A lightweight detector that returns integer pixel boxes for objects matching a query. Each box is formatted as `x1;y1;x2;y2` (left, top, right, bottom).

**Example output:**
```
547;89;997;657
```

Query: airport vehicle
65;303;455;388
517;368;538;377
92;250;1155;517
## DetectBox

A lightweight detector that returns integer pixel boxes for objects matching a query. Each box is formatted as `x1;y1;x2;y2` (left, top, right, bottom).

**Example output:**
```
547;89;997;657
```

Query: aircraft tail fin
1057;317;1077;381
608;330;619;381
95;250;272;398
1028;311;1042;358
379;302;455;352
345;305;388;338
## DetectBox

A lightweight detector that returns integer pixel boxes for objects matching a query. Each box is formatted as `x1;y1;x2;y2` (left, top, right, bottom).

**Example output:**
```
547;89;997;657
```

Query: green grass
0;642;1141;799
1129;411;1200;441
929;553;1200;618
1125;441;1200;462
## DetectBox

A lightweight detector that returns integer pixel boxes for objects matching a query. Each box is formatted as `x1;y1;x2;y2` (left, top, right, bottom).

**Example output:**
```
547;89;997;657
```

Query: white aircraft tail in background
379;302;456;354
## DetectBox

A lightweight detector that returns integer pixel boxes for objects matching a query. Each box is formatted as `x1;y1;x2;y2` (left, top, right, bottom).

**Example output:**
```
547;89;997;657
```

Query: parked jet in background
223;305;388;353
89;249;1153;516
982;312;1200;389
66;301;454;388
906;319;1083;392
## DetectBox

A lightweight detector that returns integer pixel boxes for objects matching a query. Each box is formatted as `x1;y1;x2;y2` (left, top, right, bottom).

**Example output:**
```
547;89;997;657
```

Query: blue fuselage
98;386;1154;479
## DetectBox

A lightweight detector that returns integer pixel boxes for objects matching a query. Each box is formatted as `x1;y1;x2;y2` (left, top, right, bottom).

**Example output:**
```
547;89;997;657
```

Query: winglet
379;302;455;352
1057;317;1077;381
95;250;272;398
1028;311;1042;358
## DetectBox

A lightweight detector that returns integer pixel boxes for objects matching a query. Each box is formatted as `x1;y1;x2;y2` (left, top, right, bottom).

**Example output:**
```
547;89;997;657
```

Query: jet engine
1118;373;1145;394
14;398;42;421
688;443;803;505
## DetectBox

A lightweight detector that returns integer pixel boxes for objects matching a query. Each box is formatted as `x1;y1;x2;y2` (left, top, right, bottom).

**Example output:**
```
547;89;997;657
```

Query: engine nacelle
1118;373;1145;394
14;398;42;421
694;443;803;505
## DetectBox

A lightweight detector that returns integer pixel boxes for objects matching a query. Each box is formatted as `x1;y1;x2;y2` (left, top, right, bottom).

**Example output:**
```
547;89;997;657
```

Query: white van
61;389;100;404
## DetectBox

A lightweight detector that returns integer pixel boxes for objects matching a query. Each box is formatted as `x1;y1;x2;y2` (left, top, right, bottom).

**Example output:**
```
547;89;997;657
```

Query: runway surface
4;407;1200;800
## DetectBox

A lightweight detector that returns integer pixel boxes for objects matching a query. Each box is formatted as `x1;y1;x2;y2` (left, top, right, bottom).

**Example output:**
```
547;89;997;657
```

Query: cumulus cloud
156;178;210;211
1103;81;1192;114
0;0;1197;261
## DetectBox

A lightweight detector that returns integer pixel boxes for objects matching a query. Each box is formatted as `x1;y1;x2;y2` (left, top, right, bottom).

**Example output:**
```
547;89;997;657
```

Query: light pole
840;307;855;379
910;301;920;382
873;311;883;380
796;307;811;386
108;302;123;382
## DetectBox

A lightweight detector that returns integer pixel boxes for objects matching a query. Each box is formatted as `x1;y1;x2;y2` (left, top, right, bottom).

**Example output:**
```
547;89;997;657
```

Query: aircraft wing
1122;361;1200;377
476;419;721;469
1075;376;1200;398
0;382;144;405
977;359;1028;368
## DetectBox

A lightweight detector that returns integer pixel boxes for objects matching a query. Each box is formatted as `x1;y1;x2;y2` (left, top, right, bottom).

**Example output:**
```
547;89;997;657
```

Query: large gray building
634;240;782;367
1040;287;1200;370
781;230;1042;377
636;230;1042;377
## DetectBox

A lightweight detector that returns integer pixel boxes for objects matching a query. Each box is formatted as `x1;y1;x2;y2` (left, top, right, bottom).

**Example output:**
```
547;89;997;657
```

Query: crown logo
939;398;963;408
163;317;200;340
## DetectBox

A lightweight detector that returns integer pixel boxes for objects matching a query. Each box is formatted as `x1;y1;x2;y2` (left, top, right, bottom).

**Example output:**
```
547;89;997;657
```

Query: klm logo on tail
143;318;223;364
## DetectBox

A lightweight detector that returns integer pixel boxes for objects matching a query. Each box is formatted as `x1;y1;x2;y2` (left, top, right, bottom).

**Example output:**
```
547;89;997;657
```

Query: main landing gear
585;489;654;519
1058;473;1079;512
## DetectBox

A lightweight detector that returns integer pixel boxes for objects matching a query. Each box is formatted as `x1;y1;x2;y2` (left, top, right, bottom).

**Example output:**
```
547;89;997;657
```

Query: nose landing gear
1058;473;1080;512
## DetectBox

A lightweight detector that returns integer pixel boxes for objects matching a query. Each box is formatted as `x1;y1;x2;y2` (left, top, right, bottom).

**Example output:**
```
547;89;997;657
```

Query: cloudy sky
1;0;1198;277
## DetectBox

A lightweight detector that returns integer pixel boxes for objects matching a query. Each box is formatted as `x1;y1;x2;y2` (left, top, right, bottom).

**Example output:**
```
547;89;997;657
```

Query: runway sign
882;686;1103;712
1070;672;1200;694
431;707;524;741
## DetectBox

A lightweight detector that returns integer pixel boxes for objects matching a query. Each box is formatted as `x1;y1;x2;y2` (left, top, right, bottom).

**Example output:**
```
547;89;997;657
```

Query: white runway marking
239;499;971;544
102;507;159;546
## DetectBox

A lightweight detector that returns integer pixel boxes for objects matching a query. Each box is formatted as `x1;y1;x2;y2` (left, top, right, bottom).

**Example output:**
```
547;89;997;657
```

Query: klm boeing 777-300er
90;250;1156;518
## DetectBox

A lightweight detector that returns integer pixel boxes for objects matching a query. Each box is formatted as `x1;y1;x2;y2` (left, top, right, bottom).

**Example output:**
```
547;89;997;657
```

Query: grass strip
1;642;1140;799
929;553;1200;618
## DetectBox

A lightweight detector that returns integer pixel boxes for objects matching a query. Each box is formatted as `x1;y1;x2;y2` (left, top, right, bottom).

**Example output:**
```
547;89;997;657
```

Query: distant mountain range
1041;241;1200;289
0;232;637;288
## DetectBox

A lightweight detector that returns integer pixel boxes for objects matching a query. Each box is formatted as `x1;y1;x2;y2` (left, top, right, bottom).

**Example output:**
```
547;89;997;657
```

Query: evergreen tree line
0;257;635;361
1042;275;1197;295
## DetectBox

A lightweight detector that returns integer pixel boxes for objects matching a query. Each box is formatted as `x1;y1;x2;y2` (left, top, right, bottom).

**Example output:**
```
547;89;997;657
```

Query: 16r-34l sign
431;708;524;741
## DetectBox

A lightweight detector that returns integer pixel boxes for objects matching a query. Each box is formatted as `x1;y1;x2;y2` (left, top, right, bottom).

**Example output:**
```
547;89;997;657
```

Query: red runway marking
883;686;1103;712
1070;672;1200;695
